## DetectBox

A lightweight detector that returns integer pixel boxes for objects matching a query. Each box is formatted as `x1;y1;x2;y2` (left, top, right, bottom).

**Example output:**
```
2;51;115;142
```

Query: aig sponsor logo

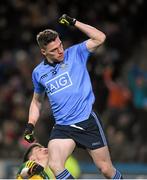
45;72;72;95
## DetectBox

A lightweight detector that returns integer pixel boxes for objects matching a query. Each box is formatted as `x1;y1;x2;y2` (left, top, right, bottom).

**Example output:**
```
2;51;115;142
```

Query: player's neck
46;57;54;64
44;58;59;67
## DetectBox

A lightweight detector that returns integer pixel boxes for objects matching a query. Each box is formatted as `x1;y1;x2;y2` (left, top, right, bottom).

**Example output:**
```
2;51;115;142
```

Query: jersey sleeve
32;70;45;94
76;40;91;64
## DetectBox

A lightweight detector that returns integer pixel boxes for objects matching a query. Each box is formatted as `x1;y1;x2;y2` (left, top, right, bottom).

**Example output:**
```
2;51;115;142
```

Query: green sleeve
16;162;27;178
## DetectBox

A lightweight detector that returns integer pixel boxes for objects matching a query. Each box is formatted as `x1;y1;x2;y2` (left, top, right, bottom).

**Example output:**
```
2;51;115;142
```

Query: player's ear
41;48;46;56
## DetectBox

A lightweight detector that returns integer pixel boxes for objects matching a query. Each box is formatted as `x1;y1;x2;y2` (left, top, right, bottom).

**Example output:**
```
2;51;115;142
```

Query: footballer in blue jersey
24;14;123;179
32;41;95;125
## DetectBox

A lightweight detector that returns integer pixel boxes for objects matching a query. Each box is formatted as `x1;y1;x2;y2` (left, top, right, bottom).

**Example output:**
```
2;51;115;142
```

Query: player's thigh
88;146;113;168
48;138;76;163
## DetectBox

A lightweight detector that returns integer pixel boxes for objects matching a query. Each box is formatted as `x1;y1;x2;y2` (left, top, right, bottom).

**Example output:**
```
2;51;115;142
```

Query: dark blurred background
0;0;147;178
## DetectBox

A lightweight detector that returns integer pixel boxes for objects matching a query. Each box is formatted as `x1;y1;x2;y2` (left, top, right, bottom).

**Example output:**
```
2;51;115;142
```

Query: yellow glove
26;161;44;176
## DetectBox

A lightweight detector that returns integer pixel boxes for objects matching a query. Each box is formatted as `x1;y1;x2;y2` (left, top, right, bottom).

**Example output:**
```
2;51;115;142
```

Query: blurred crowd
0;0;147;163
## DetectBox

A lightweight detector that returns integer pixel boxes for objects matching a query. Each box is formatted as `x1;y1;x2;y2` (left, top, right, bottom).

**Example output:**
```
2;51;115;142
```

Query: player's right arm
28;92;44;126
24;92;45;143
16;160;44;179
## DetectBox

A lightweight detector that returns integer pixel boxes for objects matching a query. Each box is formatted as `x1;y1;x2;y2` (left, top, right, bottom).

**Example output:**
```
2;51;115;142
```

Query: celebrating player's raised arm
59;14;106;52
75;21;106;52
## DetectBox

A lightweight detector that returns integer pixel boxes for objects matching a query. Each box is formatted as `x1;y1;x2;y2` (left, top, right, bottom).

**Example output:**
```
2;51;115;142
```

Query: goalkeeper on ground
16;143;81;179
16;143;54;179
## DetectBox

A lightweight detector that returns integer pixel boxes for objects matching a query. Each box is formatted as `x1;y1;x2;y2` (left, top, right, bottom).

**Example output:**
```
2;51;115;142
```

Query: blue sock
113;169;123;179
56;169;74;179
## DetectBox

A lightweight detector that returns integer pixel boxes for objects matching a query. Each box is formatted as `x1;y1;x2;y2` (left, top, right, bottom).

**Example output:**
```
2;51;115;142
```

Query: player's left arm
58;14;106;52
75;21;106;52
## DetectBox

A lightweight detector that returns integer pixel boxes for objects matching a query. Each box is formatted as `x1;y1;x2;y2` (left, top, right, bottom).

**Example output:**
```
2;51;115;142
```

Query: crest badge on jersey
60;63;68;69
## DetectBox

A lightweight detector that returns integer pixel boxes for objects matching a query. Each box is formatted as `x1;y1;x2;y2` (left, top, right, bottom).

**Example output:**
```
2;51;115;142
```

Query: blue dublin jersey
32;41;95;125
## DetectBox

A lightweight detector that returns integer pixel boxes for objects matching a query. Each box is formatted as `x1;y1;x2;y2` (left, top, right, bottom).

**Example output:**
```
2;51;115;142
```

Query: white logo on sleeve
45;72;72;95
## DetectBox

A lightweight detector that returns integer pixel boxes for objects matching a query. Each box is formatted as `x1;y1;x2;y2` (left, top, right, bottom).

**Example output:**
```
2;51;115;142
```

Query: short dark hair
23;143;43;162
36;29;59;49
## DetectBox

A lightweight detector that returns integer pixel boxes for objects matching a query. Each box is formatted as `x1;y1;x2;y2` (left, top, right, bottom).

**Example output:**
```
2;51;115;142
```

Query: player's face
41;36;64;63
31;146;48;163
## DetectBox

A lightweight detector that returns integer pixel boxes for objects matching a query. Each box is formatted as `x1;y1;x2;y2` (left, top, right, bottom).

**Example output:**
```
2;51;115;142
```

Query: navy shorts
49;111;107;150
